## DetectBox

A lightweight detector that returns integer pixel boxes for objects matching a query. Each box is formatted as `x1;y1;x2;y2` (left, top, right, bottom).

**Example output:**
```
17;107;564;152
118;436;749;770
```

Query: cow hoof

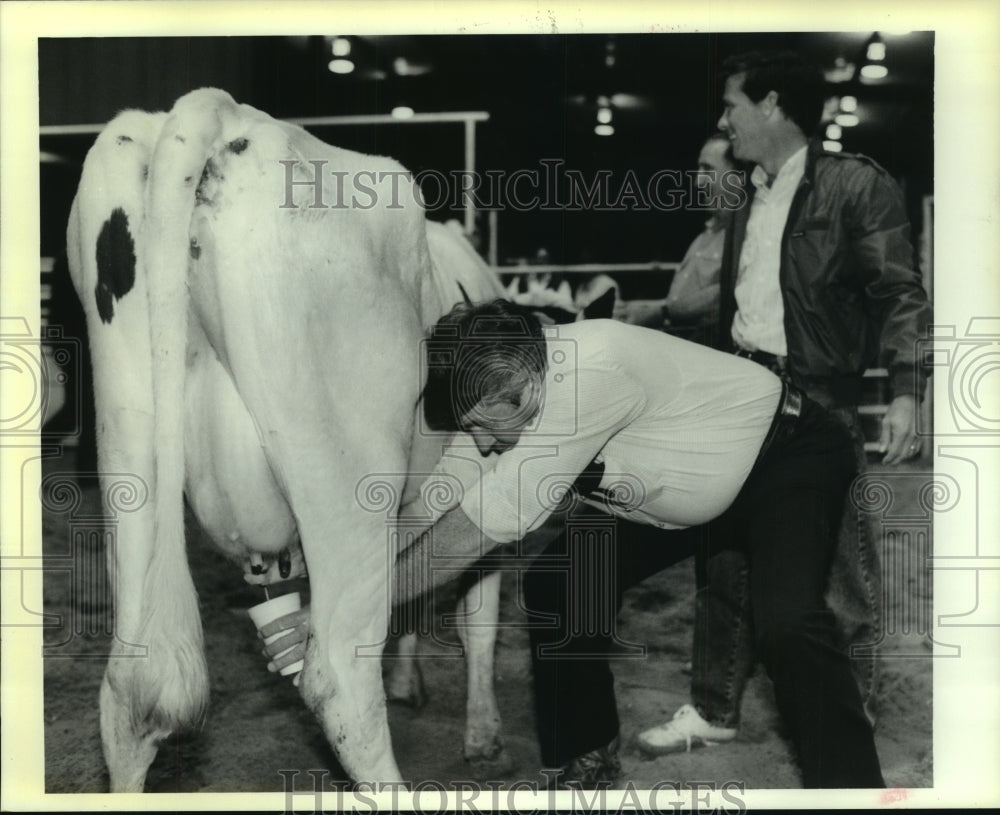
384;672;428;710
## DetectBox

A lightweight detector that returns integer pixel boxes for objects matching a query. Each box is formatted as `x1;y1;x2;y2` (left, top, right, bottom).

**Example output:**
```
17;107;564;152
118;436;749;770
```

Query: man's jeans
691;402;883;728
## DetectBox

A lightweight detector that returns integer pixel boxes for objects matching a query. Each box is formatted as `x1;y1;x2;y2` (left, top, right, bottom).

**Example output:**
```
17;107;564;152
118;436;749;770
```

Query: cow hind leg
383;631;428;709
454;570;510;772
99;525;209;792
293;506;403;783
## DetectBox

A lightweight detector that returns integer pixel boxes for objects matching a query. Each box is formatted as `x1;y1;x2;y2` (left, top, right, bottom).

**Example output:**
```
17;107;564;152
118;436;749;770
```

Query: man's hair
423;299;547;432
720;51;826;137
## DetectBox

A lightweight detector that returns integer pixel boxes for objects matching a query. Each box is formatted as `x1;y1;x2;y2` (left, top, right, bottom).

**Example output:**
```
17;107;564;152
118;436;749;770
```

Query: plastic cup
247;591;304;676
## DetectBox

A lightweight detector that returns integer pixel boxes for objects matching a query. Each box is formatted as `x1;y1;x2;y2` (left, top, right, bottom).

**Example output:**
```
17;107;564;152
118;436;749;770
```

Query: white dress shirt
731;146;808;355
431;320;781;543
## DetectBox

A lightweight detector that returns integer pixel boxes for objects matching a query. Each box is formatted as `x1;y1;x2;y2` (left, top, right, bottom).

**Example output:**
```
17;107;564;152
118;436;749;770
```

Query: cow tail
128;94;231;735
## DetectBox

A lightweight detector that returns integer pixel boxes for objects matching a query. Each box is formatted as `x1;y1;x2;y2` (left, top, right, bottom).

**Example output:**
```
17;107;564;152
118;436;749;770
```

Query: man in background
615;132;740;348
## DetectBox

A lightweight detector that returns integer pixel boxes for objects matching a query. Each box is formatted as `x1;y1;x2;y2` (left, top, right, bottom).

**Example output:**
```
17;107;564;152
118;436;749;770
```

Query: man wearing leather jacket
637;50;932;760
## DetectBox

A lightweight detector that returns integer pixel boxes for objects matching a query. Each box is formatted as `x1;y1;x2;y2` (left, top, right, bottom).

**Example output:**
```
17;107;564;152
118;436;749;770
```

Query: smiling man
391;298;884;789
637;51;934;760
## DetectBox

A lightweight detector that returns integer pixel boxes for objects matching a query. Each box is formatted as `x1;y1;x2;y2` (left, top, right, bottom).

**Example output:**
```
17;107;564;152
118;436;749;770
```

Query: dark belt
734;346;787;375
757;381;803;461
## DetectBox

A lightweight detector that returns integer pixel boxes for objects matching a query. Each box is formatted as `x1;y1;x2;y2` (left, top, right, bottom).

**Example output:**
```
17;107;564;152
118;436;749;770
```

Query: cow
65;87;506;790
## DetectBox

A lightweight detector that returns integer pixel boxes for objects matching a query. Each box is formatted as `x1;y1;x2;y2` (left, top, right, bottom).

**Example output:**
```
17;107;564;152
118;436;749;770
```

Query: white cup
248;591;304;676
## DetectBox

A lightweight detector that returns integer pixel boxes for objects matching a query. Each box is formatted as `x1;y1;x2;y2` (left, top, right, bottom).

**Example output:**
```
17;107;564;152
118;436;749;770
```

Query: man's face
717;72;772;163
459;386;540;456
695;138;735;201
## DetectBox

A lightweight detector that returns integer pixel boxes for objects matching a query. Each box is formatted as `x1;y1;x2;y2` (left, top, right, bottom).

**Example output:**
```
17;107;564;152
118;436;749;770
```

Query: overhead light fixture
823;140;843;153
824;57;856;83
834;112;860;127
594;124;614;136
860;64;889;80
867;41;886;61
391;105;415;120
332;37;351;58
840;95;858;113
392;56;432;77
605;40;616;69
826;123;843;140
328;58;355;74
597;107;613;124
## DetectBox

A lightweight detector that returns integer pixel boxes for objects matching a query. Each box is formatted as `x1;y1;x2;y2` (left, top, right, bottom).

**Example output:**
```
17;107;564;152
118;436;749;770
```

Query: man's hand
879;394;920;465
613;299;667;329
259;607;310;676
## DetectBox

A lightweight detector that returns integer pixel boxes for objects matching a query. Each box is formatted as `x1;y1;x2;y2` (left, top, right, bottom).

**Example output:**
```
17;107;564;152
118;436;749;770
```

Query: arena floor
40;446;933;796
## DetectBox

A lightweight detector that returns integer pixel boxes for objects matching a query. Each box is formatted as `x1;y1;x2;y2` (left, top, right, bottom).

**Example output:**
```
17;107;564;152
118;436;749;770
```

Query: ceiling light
860;64;889;80
328;58;355;74
834;113;860;127
391;105;415;120
331;37;351;57
824;57;855;83
840;95;858;113
826;123;842;140
867;41;886;61
594;124;615;136
597;107;613;124
823;140;843;153
392;56;432;77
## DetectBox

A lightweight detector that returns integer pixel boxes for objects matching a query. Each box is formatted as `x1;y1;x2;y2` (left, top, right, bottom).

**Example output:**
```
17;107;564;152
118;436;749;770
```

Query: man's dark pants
524;395;884;788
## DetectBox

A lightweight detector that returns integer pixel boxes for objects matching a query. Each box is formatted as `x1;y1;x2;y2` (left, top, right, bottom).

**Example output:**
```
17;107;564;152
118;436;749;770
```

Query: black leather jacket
719;141;931;407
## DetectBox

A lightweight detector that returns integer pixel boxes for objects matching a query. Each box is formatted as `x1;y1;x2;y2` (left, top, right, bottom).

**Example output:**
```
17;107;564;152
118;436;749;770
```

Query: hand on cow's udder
259;607;310;672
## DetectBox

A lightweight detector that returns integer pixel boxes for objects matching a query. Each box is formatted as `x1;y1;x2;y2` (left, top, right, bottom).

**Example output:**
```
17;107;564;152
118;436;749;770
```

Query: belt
734;346;787;375
757;381;803;461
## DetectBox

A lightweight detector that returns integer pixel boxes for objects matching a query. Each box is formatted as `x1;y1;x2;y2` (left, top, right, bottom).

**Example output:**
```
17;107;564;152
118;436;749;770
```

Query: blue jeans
525;394;884;787
691;400;883;728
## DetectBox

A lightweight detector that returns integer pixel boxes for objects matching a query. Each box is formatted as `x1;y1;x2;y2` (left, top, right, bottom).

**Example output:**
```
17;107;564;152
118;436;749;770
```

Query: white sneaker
636;704;737;755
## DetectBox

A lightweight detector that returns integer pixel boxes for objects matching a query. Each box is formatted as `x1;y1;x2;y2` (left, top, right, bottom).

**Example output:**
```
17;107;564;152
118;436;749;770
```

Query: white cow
65;87;505;790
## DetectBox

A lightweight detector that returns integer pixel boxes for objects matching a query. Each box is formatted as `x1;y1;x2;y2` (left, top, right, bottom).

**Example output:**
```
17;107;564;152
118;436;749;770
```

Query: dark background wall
39;32;933;272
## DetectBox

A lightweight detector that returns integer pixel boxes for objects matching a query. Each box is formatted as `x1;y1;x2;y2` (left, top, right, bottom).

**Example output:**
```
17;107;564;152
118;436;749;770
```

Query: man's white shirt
424;320;782;543
731;145;808;356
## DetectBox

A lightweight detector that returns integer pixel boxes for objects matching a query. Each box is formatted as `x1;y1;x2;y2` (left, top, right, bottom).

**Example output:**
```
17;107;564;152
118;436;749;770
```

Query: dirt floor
41;446;933;795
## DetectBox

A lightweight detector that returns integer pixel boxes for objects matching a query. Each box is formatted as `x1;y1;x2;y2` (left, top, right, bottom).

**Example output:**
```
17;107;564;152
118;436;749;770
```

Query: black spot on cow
228;138;249;155
189;238;201;260
93;208;136;324
195;159;222;205
175;134;186;144
116;135;133;145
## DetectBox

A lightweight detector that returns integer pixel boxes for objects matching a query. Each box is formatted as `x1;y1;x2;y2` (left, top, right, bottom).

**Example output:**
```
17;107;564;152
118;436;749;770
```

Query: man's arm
665;278;720;324
664;231;722;324
393;503;505;605
850;166;932;464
